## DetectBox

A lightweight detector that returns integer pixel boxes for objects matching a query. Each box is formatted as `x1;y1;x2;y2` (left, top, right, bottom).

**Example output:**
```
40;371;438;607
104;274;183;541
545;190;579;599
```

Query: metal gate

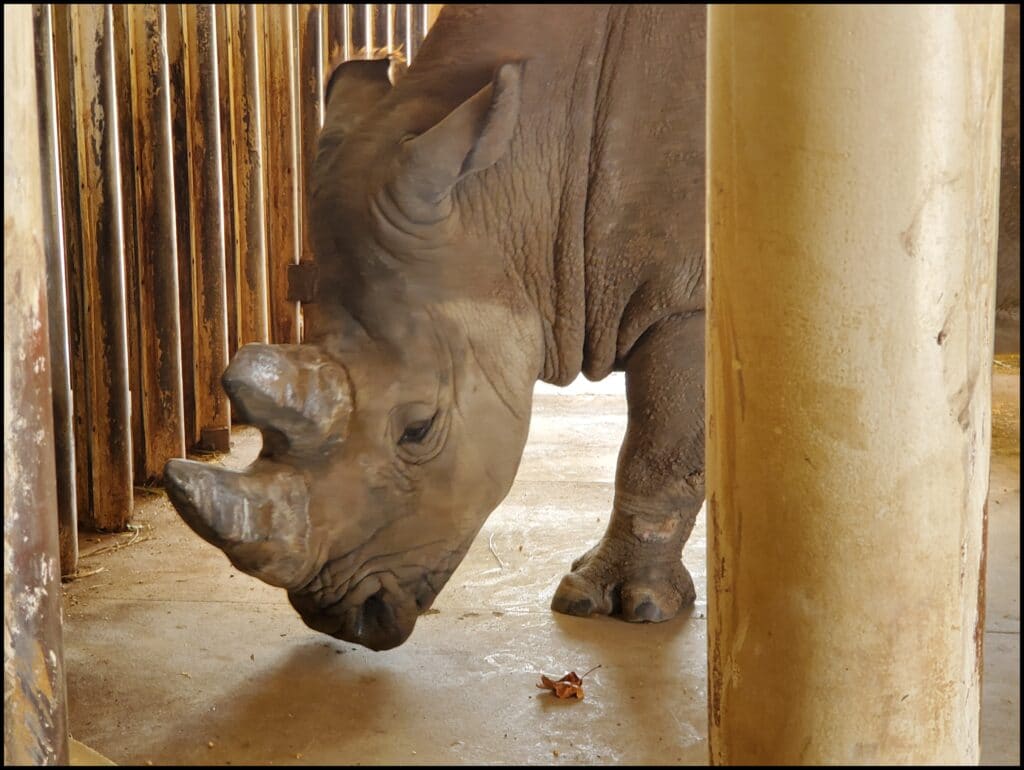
32;4;440;573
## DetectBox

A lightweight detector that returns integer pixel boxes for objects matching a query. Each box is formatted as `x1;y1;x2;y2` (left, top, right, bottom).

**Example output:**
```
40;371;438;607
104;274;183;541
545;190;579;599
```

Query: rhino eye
399;413;436;445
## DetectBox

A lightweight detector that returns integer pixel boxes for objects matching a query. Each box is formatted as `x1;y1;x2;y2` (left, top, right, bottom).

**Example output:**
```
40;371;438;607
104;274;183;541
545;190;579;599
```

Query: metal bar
297;4;323;313
343;4;352;60
386;3;395;53
4;6;71;759
261;4;301;345
403;3;413;61
128;3;186;482
349;4;368;56
323;4;345;70
33;3;78;577
111;4;148;487
367;5;378;55
165;4;198;448
228;4;270;350
183;4;231;452
215;4;238;362
70;3;134;528
50;4;92;539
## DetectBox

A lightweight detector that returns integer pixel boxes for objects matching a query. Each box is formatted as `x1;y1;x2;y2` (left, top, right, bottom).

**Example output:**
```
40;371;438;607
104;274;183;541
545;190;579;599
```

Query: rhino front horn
222;343;353;455
164;458;319;590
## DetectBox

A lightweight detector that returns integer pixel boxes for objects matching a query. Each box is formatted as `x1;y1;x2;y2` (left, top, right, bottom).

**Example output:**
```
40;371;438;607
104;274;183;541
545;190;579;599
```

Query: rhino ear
388;61;524;223
322;57;394;142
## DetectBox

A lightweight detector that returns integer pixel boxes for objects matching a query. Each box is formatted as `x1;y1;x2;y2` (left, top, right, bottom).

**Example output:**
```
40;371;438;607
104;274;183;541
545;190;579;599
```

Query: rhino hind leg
552;312;705;622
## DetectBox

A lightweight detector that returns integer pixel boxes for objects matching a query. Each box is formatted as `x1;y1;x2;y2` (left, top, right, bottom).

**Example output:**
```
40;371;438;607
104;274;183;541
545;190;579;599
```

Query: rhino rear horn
164;459;318;589
222;344;353;455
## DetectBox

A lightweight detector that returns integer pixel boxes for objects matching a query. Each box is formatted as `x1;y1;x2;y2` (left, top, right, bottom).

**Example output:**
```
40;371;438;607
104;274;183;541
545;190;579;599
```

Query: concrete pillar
4;4;70;763
706;5;1004;765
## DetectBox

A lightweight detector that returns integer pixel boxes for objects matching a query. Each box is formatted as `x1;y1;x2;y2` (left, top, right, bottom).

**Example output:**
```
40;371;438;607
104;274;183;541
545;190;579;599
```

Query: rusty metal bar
343;4;353;60
50;4;92;538
323;4;346;69
70;4;134;529
372;4;387;53
33;3;78;577
215;4;239;362
393;3;407;58
111;4;148;487
351;4;369;55
261;4;301;345
183;4;232;453
166;4;198;448
386;3;395;52
128;3;186;482
4;5;71;759
228;3;270;350
297;3;323;306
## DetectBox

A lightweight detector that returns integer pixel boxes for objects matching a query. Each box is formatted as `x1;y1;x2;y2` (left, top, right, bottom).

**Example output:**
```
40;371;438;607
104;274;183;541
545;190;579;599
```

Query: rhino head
165;56;546;650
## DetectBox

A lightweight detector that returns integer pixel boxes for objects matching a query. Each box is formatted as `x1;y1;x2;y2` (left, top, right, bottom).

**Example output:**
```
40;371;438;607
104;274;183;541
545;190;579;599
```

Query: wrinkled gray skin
164;5;706;651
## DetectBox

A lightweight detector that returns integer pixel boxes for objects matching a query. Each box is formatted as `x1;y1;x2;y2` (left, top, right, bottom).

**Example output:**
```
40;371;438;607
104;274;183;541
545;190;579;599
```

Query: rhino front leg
552;311;704;622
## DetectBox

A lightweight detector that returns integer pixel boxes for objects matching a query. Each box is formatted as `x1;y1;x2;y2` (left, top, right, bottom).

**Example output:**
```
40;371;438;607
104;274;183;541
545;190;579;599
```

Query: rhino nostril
363;590;395;628
259;427;291;459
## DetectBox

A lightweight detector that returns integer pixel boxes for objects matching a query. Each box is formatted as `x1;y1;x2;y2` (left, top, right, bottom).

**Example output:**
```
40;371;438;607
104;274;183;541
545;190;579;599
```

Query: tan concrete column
706;5;1004;765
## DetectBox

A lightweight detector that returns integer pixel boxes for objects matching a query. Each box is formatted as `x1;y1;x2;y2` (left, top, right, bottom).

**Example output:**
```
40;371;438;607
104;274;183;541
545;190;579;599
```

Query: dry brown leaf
536;665;601;700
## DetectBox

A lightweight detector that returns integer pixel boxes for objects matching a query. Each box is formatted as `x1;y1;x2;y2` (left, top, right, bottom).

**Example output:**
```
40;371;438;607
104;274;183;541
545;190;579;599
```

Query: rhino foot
550;543;695;622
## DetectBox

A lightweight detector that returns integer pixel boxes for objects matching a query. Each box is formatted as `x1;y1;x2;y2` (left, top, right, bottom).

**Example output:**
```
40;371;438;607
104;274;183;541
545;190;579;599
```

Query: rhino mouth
289;568;443;651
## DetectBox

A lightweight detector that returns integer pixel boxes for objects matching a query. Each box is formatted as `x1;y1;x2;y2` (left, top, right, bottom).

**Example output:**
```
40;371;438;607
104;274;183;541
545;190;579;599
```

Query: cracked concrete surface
62;366;1019;765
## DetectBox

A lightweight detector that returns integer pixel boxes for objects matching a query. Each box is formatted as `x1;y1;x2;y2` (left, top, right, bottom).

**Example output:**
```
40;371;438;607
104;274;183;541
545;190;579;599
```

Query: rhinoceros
164;4;706;651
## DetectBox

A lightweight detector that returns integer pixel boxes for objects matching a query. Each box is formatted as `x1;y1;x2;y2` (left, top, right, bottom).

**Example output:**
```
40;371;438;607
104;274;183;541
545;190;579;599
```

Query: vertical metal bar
348;4;368;56
111;4;147;487
261;4;301;345
370;4;382;55
70;4;134;529
215;4;238;362
297;4;323;308
228;4;270;349
343;4;352;60
128;3;186;482
323;4;345;70
50;4;92;539
33;3;78;577
403;3;413;61
165;4;197;448
392;3;407;59
386;4;395;53
183;4;231;452
4;4;71;758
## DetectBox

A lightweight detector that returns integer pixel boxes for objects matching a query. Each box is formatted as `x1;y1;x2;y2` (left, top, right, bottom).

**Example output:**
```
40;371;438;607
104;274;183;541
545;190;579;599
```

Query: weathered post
70;3;134;528
215;4;239;362
166;4;198;449
129;4;187;482
110;4;148;486
49;4;92;540
183;4;232;452
261;4;302;345
33;3;78;575
227;3;270;350
4;4;70;762
296;3;324;344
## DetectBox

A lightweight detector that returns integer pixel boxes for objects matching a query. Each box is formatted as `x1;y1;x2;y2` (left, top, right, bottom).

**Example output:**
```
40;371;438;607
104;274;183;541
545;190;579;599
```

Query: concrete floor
62;361;1020;765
